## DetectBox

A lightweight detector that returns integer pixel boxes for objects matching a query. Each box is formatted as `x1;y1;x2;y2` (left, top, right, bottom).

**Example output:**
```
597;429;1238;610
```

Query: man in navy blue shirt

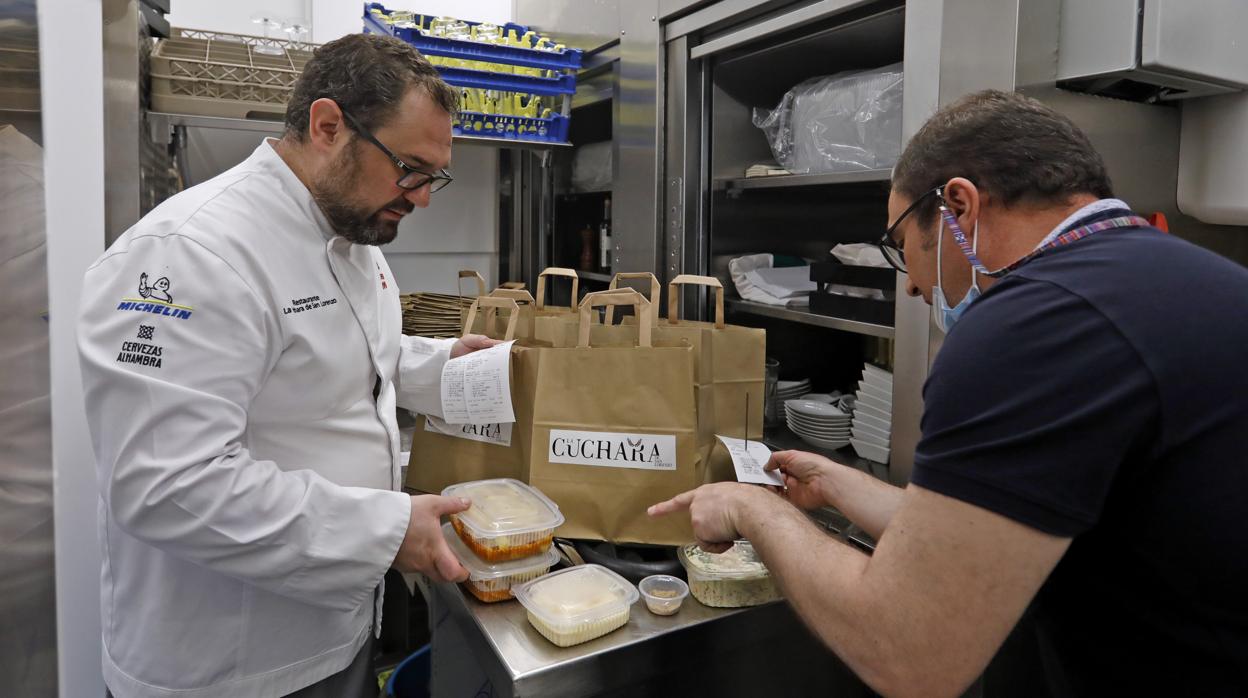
651;89;1248;696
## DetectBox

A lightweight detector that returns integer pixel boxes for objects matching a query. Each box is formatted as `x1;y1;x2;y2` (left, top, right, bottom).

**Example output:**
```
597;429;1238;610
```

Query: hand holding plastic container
441;523;560;602
442;479;564;562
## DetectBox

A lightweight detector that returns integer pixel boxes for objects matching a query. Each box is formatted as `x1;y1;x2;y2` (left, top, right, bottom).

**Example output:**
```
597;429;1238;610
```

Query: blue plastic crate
454;111;570;143
363;3;582;72
435;65;575;97
363;3;578;145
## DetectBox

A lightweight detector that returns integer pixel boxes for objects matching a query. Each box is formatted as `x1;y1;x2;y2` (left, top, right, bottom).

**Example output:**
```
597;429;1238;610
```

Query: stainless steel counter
427;576;873;697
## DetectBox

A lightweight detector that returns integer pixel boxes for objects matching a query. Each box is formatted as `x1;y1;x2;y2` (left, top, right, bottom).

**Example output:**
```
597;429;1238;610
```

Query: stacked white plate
785;399;852;450
851;364;893;463
775;378;811;402
770;378;811;424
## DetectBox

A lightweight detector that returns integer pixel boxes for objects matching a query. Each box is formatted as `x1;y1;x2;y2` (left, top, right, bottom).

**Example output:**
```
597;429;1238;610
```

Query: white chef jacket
77;140;455;698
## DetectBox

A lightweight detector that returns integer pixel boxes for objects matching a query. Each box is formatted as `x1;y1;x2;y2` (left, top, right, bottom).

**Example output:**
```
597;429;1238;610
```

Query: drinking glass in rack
249;15;285;56
282;22;309;49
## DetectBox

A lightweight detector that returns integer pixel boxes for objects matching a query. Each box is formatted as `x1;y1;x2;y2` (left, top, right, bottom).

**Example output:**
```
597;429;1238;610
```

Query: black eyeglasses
339;109;454;193
878;186;943;273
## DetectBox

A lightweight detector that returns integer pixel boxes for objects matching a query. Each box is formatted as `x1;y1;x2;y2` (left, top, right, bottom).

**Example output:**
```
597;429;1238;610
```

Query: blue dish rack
363;3;582;145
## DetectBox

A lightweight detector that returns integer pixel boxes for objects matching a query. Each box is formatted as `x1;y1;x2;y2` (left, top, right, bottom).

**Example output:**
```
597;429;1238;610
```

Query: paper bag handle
499;281;526;290
577;290;652;348
604;272;662;325
488;288;536;305
457;270;487;298
462;297;520;341
535;267;580;310
668;274;725;329
581;287;641;321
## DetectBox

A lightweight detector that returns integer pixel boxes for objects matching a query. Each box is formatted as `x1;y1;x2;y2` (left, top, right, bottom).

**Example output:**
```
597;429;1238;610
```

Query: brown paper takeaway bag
537;272;664;344
455;270;487;331
539;275;718;454
514;290;701;545
470;286;536;339
406;297;528;494
606;274;766;440
463;268;582;341
534;266;581;317
663;275;766;439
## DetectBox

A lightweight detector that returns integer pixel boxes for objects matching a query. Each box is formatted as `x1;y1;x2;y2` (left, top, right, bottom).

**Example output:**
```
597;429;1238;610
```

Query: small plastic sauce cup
638;575;689;616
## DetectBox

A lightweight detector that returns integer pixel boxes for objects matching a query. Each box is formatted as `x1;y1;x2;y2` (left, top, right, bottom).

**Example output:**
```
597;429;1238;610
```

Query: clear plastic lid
678;541;772;580
441;523;560;581
441;478;564;537
513;565;639;626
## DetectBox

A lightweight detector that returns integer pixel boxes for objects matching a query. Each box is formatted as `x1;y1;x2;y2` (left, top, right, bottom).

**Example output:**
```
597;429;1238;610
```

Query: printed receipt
440;340;517;425
716;435;784;486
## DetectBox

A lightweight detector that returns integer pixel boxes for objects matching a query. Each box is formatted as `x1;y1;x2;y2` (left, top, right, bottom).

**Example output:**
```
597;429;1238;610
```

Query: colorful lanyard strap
940;209;1151;278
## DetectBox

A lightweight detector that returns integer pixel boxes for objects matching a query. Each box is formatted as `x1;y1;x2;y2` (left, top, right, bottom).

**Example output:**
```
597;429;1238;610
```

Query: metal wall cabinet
663;0;935;486
1057;0;1248;102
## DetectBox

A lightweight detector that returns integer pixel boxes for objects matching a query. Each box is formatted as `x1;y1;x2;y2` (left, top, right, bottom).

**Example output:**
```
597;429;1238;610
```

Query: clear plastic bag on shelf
752;63;903;174
571;141;612;192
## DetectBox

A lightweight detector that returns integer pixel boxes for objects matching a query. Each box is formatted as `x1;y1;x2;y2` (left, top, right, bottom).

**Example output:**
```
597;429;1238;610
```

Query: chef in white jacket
78;34;490;698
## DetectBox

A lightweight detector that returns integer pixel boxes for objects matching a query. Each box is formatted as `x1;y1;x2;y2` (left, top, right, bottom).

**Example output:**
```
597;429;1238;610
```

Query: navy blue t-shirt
912;213;1248;696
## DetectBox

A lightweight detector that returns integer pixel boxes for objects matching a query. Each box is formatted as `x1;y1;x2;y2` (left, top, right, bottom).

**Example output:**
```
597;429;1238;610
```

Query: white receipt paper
716;435;783;486
440;340;516;425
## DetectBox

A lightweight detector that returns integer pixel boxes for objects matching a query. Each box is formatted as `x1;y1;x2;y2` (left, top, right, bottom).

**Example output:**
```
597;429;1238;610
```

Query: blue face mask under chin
932;218;981;333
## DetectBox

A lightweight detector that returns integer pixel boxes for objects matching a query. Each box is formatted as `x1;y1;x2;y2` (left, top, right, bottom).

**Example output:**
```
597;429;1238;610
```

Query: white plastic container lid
441;522;560;581
678;541;772;580
441;478;564;538
513;564;639;627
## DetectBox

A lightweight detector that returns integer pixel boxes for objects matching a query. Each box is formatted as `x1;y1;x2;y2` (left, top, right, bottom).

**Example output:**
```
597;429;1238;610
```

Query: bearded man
77;33;492;698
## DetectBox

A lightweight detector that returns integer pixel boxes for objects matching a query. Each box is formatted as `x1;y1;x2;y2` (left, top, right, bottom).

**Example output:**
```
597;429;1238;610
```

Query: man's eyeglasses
878;186;943;273
340;108;454;193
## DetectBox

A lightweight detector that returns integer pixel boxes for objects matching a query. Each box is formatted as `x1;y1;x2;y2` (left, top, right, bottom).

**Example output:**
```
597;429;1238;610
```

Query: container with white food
678;541;782;608
442;523;560;603
513;565;639;647
442;478;564;562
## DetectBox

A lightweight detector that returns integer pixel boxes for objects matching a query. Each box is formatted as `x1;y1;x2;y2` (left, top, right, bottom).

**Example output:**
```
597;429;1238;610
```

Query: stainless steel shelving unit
715;168;892;192
149;112;573;150
577;270;613;283
663;0;917;488
149;112;283;135
763;424;887;482
726;299;894;338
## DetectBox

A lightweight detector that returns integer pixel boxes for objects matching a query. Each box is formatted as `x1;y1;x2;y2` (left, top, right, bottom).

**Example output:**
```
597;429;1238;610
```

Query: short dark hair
892;89;1113;231
284;33;459;141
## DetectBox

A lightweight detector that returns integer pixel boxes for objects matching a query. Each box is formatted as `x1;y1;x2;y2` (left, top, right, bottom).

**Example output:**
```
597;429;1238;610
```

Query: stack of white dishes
775;378;811;402
851;364;893;463
770;378;811;424
785;399;852;450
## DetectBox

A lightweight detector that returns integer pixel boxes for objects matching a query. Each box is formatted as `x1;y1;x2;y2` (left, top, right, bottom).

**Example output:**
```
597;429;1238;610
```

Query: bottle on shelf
598;198;612;273
578;220;596;272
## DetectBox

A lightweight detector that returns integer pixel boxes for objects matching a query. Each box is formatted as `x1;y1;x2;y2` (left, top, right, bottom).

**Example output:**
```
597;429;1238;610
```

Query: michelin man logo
116;273;193;320
138;272;173;303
